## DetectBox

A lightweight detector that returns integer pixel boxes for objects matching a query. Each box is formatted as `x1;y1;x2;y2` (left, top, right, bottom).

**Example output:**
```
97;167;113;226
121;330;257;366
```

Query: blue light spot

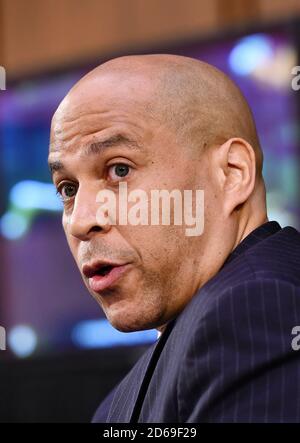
8;325;38;358
10;180;63;211
0;211;29;239
229;34;273;76
72;319;157;349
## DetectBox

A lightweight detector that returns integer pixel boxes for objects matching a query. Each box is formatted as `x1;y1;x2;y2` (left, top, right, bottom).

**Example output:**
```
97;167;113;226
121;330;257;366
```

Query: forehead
49;75;161;152
53;70;158;121
50;108;149;153
48;71;178;176
48;104;157;176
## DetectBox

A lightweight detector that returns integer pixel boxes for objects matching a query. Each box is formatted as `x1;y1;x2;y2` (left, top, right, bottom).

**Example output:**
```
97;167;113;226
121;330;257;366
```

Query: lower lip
88;264;130;293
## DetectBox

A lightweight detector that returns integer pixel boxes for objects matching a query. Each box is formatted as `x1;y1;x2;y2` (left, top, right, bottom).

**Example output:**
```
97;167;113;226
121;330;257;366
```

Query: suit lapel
106;319;176;422
106;342;157;422
130;319;176;422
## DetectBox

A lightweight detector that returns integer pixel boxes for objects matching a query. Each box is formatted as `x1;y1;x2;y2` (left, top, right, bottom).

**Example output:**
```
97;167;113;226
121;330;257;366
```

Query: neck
234;210;268;251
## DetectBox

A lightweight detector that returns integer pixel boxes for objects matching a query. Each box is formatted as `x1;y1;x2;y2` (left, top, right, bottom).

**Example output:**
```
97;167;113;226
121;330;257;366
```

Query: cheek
62;211;73;240
67;238;78;261
123;223;186;269
62;215;78;259
62;211;68;232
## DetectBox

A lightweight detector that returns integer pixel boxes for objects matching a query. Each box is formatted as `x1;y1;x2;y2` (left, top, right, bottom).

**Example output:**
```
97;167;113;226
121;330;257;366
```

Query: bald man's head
57;54;263;178
49;54;267;333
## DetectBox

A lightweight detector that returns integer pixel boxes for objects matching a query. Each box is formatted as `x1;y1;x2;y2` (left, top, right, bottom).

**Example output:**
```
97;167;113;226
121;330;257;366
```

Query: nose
65;184;111;241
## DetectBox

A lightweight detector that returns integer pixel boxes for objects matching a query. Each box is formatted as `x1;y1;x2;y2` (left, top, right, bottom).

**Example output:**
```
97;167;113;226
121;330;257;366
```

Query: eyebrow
48;133;142;175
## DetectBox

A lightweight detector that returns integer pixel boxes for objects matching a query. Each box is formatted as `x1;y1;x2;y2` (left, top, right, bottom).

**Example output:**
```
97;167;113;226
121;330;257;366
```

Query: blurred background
0;0;300;422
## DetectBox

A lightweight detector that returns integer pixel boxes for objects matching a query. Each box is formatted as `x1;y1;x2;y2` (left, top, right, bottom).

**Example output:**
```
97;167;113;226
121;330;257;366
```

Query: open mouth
82;261;130;293
94;264;114;277
82;262;118;279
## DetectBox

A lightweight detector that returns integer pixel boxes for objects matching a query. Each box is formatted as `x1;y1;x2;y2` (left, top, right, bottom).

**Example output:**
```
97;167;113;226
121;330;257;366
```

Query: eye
108;163;131;181
57;182;77;201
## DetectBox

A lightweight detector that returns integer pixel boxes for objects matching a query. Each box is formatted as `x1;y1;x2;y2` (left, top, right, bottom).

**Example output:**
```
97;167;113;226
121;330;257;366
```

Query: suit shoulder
201;225;300;302
92;386;118;423
177;276;300;422
244;226;300;286
179;226;300;330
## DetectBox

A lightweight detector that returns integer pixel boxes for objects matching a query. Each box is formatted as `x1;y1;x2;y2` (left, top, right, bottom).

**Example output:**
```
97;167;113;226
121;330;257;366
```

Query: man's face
49;73;214;332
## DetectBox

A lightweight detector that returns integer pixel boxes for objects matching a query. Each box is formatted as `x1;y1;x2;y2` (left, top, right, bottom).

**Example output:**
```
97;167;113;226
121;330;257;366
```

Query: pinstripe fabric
92;221;300;423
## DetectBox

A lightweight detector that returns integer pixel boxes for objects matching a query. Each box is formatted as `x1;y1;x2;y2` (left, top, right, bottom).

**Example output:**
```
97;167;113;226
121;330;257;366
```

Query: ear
214;137;256;217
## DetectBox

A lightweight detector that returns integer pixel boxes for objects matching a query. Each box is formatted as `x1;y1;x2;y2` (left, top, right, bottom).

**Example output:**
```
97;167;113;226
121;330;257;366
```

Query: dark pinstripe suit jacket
92;221;300;423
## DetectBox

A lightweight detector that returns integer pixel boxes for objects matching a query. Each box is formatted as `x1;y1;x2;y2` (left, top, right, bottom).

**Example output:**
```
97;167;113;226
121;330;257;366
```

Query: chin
107;316;151;333
92;286;166;332
105;307;162;333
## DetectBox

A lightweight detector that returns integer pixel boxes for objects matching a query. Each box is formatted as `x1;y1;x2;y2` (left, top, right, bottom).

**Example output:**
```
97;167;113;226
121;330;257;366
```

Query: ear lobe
219;137;256;216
